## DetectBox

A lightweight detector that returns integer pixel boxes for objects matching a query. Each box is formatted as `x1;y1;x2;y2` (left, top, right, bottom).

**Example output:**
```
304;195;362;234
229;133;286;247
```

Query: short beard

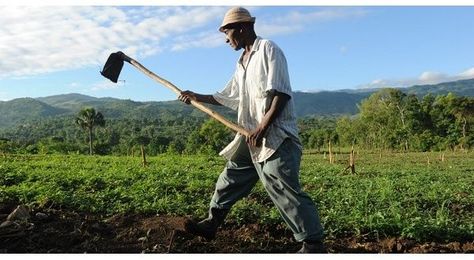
234;41;243;51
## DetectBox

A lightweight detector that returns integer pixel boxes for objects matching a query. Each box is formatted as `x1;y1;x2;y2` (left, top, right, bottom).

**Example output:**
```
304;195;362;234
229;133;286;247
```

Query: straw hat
219;7;256;32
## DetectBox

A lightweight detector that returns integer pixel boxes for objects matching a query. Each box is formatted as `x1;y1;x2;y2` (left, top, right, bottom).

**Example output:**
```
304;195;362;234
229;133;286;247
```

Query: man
179;7;325;253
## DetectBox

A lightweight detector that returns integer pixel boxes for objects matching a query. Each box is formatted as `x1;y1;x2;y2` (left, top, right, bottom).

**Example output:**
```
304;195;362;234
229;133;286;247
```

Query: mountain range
1;78;473;130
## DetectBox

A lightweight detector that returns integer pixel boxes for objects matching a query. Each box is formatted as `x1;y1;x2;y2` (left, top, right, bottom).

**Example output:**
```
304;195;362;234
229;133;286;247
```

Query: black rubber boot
184;208;229;241
297;240;327;253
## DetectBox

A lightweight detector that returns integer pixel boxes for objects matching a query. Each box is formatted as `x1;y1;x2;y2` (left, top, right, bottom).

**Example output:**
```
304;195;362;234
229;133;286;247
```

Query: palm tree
75;108;106;155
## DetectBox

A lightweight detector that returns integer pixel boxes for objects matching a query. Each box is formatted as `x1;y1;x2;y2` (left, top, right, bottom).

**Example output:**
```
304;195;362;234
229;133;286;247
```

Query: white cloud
418;71;447;84
458;67;474;79
257;8;369;37
358;67;474;89
0;91;9;101
0;6;226;79
170;7;369;51
91;80;123;91
170;31;223;51
0;6;369;78
68;82;81;89
358;78;401;89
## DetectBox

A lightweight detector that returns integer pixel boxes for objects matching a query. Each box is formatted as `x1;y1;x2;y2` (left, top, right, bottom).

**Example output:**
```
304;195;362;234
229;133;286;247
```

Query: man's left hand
246;126;267;147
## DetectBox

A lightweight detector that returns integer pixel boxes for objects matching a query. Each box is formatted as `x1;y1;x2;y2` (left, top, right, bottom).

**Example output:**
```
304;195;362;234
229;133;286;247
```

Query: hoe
100;51;249;137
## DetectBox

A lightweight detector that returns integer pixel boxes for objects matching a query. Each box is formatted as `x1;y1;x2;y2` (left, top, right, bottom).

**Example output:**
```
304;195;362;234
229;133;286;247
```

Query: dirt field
1;204;473;253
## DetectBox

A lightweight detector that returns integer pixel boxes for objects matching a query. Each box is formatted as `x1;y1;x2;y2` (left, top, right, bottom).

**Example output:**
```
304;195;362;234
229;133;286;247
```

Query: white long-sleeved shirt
213;37;302;163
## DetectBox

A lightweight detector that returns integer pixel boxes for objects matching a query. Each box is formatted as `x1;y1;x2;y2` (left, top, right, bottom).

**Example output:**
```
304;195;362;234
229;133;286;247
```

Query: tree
198;119;233;154
298;117;338;151
0;138;15;155
184;119;233;155
336;116;359;147
431;94;460;150
75;107;106;155
357;88;424;150
450;96;474;149
357;89;395;149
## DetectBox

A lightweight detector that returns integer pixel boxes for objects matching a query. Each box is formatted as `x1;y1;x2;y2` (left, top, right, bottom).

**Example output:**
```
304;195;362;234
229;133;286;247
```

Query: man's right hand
179;90;197;105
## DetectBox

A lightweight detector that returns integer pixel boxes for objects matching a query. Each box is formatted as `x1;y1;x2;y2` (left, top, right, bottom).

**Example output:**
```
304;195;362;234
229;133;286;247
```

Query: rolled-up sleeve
213;74;240;111
264;41;292;98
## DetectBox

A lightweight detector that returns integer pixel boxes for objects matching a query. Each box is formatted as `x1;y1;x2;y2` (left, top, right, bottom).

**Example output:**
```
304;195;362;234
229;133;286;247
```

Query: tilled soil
1;205;473;253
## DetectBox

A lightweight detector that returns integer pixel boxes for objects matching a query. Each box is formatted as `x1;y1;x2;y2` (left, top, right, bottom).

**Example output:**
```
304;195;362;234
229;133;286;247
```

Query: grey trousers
209;137;324;242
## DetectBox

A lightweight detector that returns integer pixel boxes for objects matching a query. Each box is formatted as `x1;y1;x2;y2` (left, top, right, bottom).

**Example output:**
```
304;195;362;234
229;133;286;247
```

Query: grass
0;150;473;242
300;150;473;241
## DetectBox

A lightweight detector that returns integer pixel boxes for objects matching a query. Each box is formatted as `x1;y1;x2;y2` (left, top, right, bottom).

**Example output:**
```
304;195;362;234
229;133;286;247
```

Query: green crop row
1;150;473;242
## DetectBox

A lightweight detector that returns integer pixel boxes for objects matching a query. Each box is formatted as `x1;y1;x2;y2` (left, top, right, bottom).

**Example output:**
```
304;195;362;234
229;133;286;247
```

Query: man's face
223;26;243;51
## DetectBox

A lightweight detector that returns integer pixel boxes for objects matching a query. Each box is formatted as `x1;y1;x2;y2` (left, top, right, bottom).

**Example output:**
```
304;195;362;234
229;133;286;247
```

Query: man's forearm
246;91;290;147
260;92;290;130
194;94;222;106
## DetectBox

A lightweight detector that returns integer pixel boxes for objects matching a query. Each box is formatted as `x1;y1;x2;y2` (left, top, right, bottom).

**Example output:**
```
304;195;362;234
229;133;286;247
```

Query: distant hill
0;98;68;128
292;91;372;117
0;78;473;130
406;78;474;97
36;93;107;111
36;94;234;120
292;78;474;117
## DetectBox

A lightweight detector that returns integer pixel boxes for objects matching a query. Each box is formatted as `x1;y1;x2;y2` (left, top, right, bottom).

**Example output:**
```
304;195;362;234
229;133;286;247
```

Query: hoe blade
100;52;124;83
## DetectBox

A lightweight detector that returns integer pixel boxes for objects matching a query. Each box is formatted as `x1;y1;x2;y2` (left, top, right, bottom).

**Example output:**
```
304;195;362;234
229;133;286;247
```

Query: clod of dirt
462;242;474;253
7;205;30;221
0;220;15;229
35;212;49;221
380;238;397;252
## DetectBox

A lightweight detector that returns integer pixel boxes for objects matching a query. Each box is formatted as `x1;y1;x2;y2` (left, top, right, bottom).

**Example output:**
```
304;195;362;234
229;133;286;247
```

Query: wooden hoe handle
123;55;250;137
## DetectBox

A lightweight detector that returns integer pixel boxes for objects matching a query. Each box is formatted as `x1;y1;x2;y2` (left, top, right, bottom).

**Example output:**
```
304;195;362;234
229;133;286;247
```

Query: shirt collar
251;36;262;52
238;36;262;66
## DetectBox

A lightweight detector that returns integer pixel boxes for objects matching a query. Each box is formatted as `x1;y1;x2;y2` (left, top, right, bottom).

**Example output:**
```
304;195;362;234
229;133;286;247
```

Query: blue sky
0;5;473;102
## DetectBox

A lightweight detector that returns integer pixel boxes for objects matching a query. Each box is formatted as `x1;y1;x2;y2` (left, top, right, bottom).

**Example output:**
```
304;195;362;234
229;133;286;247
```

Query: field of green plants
1;150;473;244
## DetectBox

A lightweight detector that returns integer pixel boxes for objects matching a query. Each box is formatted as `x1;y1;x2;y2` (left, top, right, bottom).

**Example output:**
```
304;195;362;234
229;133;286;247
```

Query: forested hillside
0;79;473;155
0;98;68;128
1;78;473;130
292;91;372;116
407;78;474;97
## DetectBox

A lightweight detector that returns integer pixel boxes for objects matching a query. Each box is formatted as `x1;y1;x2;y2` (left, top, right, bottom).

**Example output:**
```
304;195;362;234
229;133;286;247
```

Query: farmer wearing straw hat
179;7;325;253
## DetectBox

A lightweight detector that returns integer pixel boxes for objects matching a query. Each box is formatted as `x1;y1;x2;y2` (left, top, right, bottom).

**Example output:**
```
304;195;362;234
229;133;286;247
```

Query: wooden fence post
349;145;355;174
329;141;334;164
342;145;356;174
